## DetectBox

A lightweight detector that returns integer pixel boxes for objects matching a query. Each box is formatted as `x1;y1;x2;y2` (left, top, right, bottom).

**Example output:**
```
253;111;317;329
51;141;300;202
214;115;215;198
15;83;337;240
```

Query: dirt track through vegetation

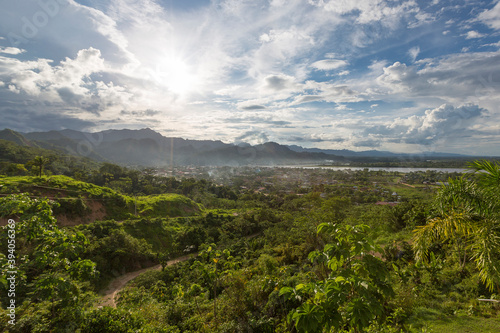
98;254;195;308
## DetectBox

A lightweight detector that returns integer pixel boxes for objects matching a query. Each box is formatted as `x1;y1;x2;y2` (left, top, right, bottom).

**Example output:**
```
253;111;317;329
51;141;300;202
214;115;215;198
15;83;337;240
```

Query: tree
5;163;28;176
280;224;394;333
413;160;500;290
0;194;97;331
191;244;237;325
30;155;50;177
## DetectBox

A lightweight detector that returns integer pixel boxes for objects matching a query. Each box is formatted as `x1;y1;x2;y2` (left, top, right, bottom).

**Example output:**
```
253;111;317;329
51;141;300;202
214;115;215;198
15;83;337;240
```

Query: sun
154;56;197;96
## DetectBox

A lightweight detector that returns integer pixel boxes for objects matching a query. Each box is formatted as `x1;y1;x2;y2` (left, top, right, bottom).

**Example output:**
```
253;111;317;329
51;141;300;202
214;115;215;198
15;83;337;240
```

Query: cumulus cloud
234;130;270;144
0;47;25;55
262;74;298;91
362;104;485;146
465;30;485;39
376;50;500;108
0;46;144;117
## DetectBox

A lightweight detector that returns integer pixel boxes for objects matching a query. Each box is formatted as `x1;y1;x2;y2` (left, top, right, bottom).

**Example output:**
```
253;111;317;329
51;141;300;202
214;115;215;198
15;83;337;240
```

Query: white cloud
408;46;420;62
360;104;485;146
261;74;299;92
311;59;348;70
0;47;25;55
477;1;500;30
465;30;485;39
315;0;421;28
376;50;500;109
251;27;316;77
0;47;136;113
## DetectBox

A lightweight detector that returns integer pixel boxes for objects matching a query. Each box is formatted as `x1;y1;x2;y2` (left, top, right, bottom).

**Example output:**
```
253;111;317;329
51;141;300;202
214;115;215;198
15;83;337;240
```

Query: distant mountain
0;129;35;147
2;128;471;167
97;128;165;142
286;145;469;158
3;128;341;167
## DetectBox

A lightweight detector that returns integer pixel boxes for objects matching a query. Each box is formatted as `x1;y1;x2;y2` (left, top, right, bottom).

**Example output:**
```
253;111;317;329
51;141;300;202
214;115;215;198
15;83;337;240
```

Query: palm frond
470;221;500;291
467;159;500;190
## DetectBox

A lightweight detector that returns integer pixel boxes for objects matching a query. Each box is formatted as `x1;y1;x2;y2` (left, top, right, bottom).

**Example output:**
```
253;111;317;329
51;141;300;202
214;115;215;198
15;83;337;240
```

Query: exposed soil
57;199;107;226
97;254;196;308
0;190;107;227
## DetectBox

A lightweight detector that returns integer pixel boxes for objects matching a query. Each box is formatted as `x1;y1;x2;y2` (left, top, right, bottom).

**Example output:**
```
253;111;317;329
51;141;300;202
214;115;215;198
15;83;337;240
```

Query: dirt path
98;254;195;308
97;233;261;308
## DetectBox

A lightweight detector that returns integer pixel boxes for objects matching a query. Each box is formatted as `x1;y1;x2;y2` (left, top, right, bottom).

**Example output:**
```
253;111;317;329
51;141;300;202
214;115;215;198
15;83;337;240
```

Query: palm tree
413;160;500;290
32;156;50;177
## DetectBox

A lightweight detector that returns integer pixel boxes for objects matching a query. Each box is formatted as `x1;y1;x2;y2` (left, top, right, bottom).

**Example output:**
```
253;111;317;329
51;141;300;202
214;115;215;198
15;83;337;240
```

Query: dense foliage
1;160;499;332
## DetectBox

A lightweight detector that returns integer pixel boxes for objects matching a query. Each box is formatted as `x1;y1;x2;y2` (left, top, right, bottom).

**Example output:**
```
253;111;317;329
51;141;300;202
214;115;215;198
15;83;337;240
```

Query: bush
81;307;143;333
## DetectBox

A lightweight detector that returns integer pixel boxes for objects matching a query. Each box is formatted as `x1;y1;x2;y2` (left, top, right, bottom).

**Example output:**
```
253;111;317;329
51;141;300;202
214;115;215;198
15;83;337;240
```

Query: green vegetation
0;175;201;222
414;160;500;290
0;139;100;177
136;194;201;217
0;160;499;332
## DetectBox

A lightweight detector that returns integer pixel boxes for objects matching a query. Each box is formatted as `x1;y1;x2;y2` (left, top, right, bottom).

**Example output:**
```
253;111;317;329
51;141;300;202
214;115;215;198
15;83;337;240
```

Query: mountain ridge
1;128;473;167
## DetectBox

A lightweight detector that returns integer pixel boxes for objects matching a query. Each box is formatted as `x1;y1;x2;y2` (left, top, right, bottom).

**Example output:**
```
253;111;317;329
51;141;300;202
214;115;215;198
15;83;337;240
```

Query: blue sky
0;0;499;155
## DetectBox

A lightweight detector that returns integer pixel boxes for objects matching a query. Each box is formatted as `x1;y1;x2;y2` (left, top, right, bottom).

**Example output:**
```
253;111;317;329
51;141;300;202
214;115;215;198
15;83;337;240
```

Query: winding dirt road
98;254;195;308
97;233;261;308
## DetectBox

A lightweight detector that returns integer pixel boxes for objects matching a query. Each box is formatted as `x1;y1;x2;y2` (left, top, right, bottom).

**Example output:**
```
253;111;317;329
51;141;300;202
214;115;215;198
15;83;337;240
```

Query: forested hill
0;128;341;167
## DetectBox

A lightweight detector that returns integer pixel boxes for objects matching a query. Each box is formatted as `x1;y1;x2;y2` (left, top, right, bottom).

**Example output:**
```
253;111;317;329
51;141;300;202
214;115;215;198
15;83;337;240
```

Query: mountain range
0;128;469;167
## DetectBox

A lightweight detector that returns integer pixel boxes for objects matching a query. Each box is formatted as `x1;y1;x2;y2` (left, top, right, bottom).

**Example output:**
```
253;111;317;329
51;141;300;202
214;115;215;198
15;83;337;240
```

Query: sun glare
154;56;197;95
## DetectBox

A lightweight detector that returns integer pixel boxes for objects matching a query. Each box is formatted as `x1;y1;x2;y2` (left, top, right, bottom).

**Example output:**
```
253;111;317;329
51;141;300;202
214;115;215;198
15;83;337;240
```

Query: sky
0;0;499;155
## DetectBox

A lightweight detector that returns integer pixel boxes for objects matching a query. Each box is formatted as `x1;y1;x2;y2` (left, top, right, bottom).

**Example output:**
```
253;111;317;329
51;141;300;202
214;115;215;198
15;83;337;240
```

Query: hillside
0;175;201;226
0;138;101;177
0;129;34;147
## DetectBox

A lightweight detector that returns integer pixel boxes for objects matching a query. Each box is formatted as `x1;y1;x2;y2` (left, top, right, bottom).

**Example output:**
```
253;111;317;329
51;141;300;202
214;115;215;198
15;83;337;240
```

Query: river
280;166;469;173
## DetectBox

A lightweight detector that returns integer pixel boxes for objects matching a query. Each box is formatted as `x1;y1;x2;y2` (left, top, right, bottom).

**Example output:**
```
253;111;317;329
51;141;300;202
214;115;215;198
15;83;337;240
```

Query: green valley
1;148;499;332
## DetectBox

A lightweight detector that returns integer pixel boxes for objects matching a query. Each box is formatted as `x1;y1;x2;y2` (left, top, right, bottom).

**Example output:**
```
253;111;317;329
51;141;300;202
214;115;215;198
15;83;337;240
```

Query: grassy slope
0;175;201;223
409;306;500;332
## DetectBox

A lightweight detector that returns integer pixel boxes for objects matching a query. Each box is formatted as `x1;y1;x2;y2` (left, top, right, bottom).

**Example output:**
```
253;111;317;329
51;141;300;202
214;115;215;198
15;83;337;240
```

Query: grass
386;184;434;200
409;306;500;332
136;194;202;218
0;175;121;198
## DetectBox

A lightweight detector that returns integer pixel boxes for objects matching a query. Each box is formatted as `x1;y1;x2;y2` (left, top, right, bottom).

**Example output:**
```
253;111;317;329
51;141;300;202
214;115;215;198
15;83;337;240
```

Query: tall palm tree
32;156;50;177
413;160;500;290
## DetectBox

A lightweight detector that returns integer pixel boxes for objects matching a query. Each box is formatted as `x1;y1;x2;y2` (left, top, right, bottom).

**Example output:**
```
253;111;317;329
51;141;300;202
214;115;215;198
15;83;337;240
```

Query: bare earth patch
98;254;196;308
